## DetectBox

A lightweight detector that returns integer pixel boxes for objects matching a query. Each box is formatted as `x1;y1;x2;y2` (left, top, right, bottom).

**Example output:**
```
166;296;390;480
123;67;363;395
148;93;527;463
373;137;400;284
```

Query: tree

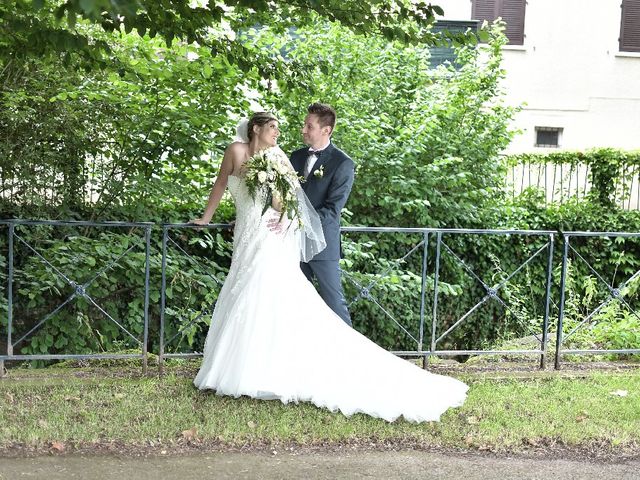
2;1;481;68
259;22;516;228
0;30;257;218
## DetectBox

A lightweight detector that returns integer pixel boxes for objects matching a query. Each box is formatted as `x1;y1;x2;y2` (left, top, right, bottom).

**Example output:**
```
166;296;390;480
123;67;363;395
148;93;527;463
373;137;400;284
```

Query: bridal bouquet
244;147;303;227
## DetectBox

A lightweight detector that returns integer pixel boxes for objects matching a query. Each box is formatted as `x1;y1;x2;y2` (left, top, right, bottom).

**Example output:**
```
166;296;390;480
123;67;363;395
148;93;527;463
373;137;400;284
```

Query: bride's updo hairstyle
247;112;278;141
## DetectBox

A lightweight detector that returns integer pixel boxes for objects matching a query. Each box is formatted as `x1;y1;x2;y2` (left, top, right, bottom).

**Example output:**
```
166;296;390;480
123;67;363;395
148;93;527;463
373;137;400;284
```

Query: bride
191;112;468;422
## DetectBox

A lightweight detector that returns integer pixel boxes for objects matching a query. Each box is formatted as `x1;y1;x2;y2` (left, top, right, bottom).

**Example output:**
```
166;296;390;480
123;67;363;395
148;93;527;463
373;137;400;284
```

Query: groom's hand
266;211;288;234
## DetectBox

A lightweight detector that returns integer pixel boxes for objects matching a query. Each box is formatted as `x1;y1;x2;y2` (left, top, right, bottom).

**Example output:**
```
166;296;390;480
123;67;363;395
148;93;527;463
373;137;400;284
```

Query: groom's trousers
301;260;352;327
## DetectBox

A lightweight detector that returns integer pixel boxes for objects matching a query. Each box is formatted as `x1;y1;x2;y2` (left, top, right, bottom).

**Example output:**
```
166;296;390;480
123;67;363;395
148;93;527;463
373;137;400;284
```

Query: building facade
436;0;640;153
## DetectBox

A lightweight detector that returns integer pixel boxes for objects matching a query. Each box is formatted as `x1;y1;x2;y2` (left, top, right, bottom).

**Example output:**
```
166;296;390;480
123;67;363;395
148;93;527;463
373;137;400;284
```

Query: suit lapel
291;153;305;177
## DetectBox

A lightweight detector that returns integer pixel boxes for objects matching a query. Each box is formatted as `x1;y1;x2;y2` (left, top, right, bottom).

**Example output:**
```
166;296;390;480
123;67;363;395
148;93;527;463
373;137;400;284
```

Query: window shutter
501;0;526;45
472;0;498;23
471;0;526;45
620;0;640;52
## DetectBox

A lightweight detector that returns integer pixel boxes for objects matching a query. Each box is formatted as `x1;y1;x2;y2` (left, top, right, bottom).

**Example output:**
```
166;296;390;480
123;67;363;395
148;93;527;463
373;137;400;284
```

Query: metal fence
1;219;639;377
555;231;640;368
158;223;233;374
425;229;555;369
508;162;640;210
0;219;153;376
337;228;556;368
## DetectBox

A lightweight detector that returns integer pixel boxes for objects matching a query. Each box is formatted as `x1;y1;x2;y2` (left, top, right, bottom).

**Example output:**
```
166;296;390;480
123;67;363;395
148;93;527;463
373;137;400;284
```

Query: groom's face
302;114;330;148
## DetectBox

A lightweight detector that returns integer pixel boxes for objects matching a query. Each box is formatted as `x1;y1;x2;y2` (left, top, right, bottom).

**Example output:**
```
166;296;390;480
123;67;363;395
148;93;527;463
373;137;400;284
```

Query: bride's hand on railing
190;218;209;226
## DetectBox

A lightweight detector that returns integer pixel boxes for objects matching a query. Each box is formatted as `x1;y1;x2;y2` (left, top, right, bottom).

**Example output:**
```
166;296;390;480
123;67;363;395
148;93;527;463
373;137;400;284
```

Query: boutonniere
314;165;325;179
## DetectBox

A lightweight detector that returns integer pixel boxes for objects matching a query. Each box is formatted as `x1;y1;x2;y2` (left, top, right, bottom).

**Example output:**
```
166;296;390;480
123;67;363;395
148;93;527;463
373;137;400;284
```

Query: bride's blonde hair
247;112;278;141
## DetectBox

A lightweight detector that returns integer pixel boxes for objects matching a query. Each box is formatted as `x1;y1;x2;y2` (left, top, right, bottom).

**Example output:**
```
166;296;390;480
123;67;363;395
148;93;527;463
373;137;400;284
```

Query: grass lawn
1;363;639;456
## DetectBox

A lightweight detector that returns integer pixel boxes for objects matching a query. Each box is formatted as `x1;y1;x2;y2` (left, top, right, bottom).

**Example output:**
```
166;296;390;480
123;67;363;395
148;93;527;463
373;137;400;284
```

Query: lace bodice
226;175;299;275
227;175;262;232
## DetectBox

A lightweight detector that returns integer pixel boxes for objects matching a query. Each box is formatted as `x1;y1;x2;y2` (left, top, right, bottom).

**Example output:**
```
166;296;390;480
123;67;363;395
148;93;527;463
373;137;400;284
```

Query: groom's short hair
308;103;336;133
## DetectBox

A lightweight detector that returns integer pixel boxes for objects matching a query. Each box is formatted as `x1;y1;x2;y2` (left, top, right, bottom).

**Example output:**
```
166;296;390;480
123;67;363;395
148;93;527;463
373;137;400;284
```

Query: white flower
243;146;303;231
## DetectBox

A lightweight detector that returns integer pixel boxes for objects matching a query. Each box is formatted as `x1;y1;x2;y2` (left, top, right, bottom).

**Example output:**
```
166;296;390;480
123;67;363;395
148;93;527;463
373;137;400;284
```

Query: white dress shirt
305;141;331;177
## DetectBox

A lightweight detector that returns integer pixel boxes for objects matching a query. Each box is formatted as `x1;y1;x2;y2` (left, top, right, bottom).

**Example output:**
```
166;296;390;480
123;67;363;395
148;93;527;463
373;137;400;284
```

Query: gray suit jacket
290;143;355;261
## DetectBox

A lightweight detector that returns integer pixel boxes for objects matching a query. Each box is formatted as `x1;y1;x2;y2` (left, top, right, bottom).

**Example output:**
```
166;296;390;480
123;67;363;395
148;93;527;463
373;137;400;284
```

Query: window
620;0;640;52
535;127;563;148
429;20;480;68
471;0;526;45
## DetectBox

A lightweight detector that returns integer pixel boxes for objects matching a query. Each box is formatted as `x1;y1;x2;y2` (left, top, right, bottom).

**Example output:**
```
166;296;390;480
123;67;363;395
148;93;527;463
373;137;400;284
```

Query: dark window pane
429;20;480;69
535;127;562;148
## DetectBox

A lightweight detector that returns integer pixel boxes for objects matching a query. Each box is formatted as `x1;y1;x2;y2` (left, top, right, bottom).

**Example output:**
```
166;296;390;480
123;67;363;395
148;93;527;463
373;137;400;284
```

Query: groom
290;103;355;326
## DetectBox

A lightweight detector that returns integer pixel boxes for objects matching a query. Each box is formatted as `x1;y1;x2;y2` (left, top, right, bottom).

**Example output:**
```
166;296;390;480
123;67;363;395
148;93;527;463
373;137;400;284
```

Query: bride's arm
191;144;239;225
270;153;299;213
271;151;300;212
271;193;283;212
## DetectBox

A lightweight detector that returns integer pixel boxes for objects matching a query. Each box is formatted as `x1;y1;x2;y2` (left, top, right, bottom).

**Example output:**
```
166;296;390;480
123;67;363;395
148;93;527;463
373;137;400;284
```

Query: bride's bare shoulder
226;142;248;156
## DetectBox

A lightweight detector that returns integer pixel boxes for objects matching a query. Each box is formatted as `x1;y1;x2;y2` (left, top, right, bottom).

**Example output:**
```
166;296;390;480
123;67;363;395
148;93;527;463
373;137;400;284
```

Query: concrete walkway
1;451;639;480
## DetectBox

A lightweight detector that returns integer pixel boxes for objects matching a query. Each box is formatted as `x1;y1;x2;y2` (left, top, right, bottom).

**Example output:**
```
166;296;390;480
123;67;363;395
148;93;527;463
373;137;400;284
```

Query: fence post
159;227;168;376
540;233;554;369
1;224;14;378
419;232;429;369
555;234;570;370
142;226;151;375
428;232;442;367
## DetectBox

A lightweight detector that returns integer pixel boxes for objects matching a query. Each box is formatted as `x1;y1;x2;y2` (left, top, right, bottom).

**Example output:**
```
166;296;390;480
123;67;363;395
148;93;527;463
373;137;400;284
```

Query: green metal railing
1;219;638;377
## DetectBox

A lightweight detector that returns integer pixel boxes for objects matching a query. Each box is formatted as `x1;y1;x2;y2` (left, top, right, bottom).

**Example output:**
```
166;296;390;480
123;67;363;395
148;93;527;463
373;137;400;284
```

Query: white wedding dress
194;174;468;422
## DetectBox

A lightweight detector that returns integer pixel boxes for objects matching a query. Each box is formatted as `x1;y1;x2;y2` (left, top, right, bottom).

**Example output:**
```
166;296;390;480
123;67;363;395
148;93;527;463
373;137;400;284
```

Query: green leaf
67;12;77;29
79;0;96;14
